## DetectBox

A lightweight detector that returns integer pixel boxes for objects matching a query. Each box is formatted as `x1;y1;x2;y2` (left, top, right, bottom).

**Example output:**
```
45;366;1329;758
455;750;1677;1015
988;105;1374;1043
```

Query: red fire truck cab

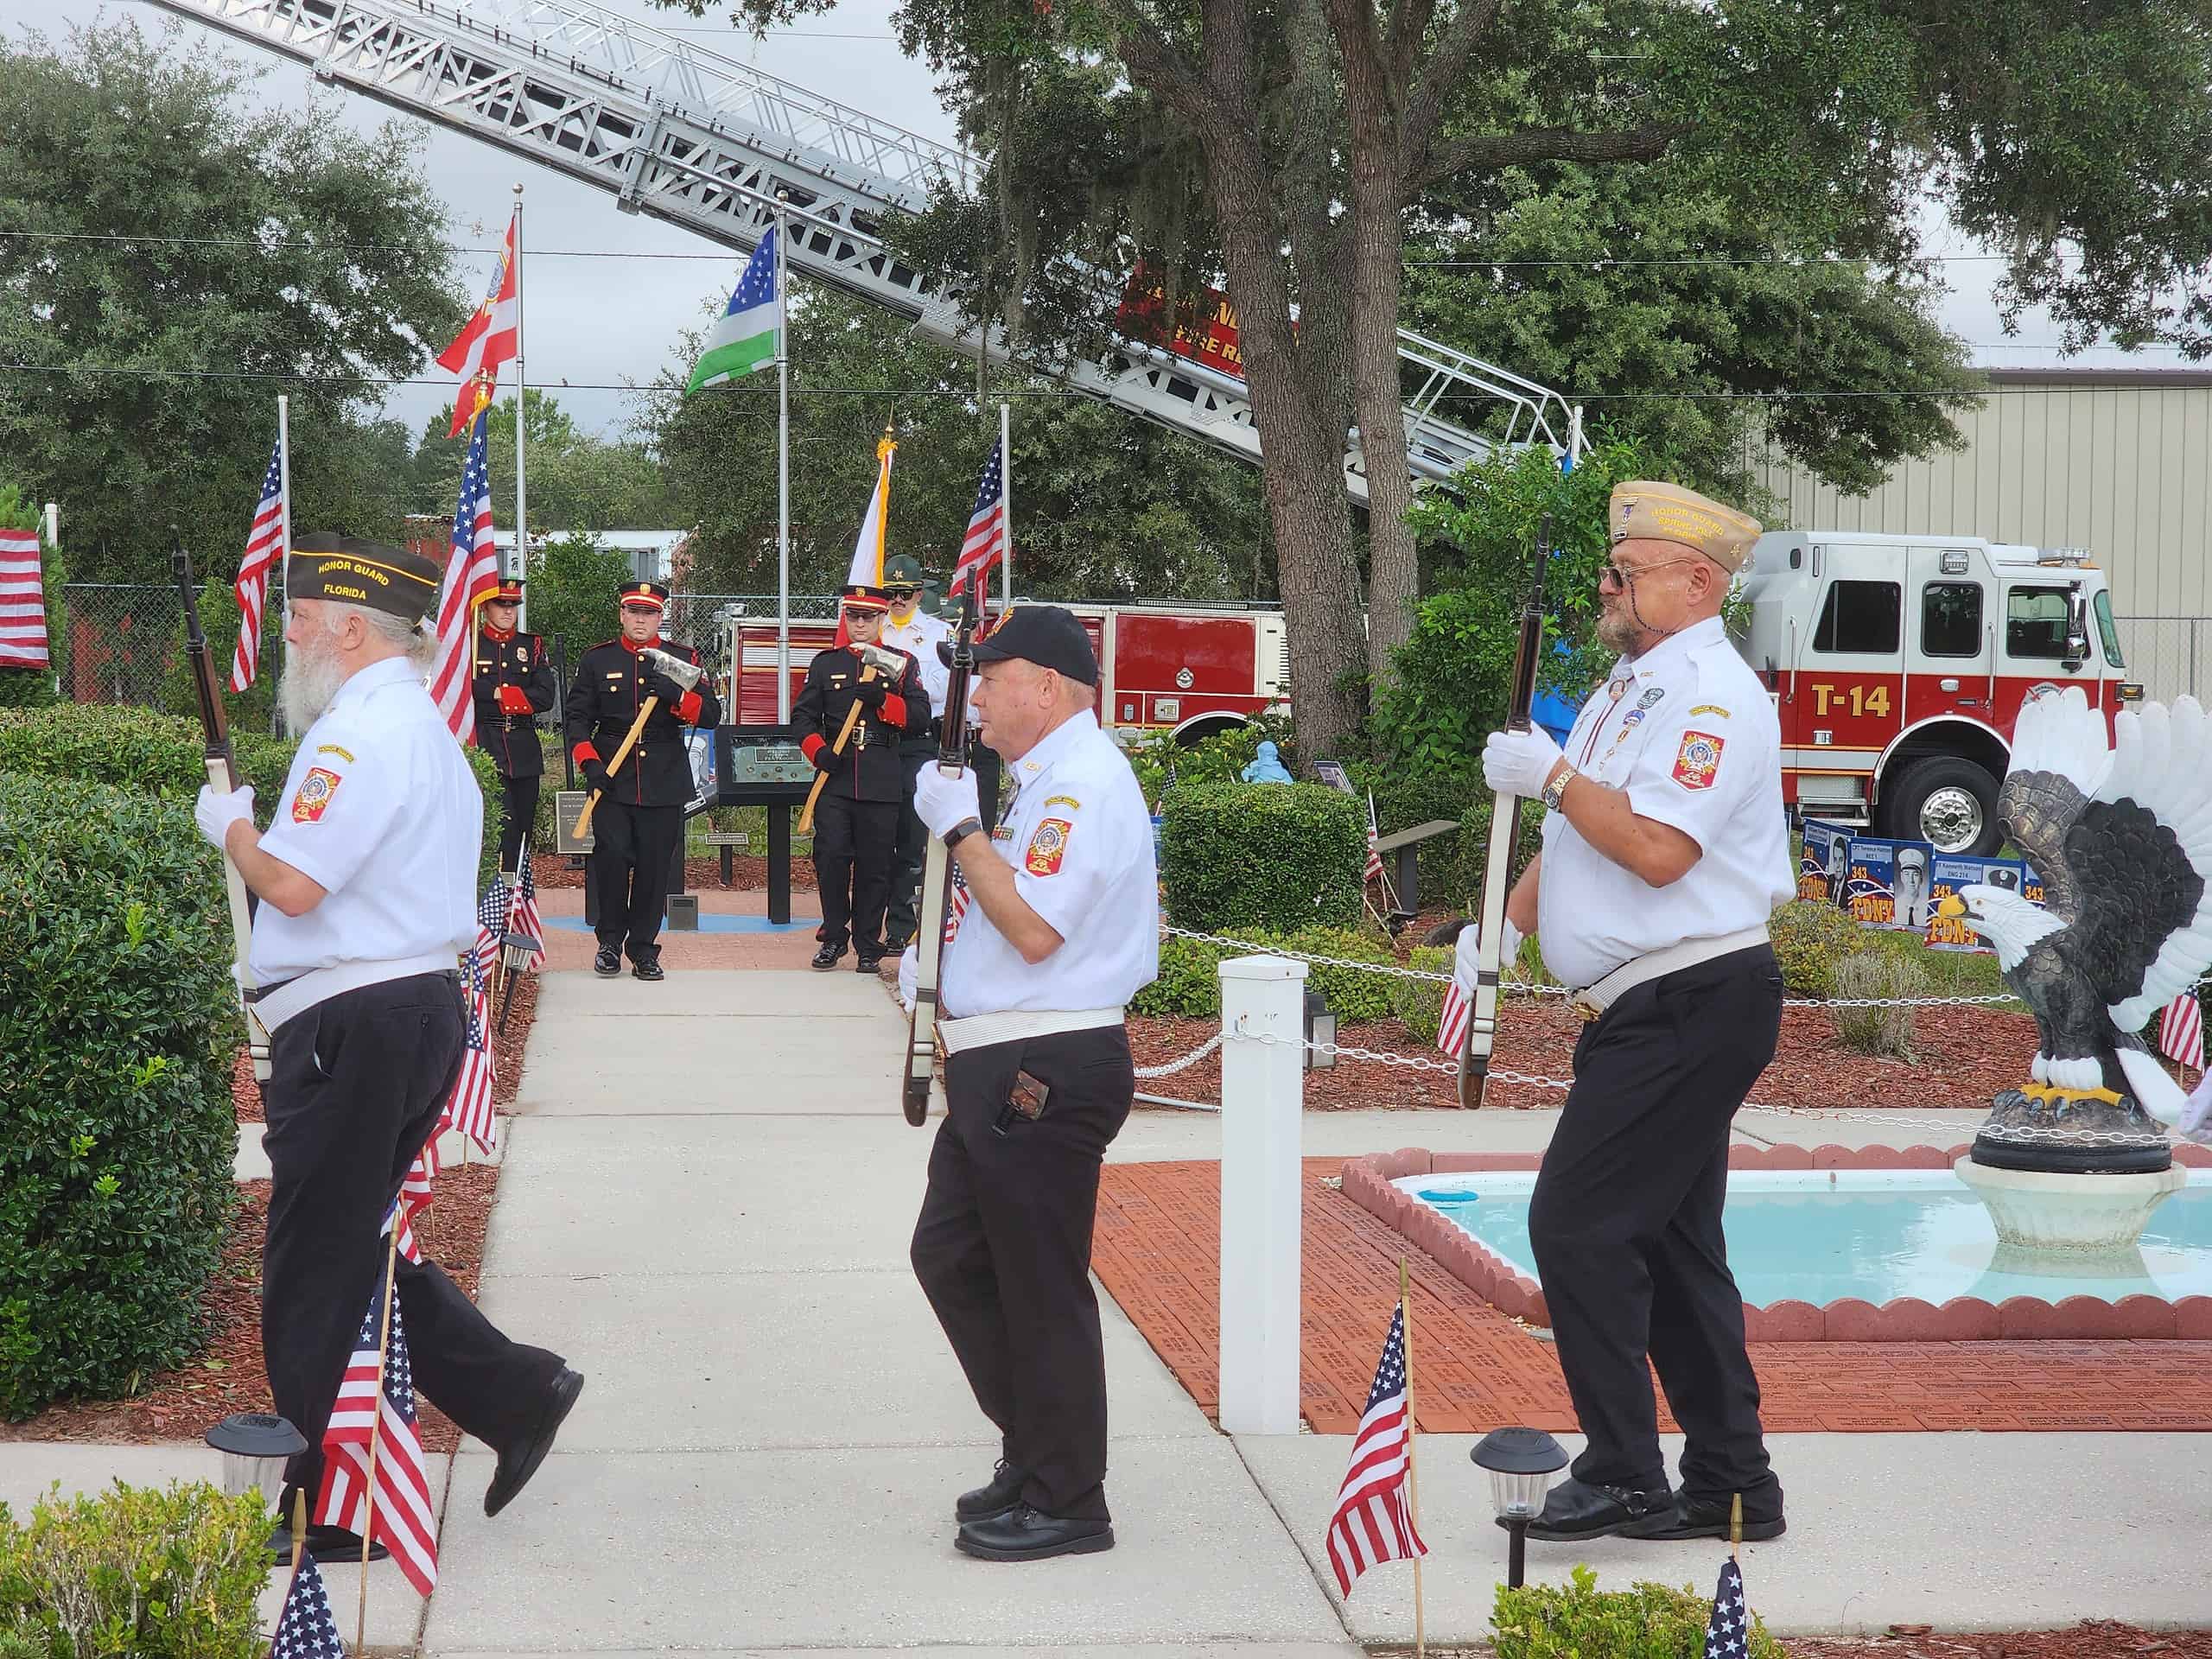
721;600;1290;743
1737;531;2141;855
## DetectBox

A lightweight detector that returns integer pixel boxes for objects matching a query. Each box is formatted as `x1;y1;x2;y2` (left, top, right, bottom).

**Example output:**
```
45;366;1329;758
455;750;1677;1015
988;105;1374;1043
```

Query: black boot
593;946;621;978
954;1459;1029;1522
811;943;845;971
631;951;665;982
1517;1477;1673;1542
955;1504;1115;1562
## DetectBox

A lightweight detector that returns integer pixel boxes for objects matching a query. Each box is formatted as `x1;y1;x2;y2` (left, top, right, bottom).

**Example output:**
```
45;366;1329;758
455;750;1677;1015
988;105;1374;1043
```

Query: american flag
507;852;545;966
1437;976;1471;1058
944;861;971;944
267;1548;344;1658
1704;1557;1751;1659
439;898;499;1152
232;435;285;692
1363;793;1385;887
385;1190;423;1267
435;212;519;437
0;527;50;671
949;436;1006;599
313;1281;437;1597
426;404;499;741
2160;992;2204;1071
1324;1303;1427;1598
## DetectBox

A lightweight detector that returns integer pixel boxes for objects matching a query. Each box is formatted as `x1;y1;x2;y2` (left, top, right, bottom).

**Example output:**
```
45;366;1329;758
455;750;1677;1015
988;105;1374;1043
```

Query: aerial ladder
144;0;1584;501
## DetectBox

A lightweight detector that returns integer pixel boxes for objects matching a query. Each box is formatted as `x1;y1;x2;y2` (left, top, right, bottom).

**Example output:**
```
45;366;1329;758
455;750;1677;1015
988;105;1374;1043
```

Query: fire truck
721;601;1290;742
1737;532;2141;856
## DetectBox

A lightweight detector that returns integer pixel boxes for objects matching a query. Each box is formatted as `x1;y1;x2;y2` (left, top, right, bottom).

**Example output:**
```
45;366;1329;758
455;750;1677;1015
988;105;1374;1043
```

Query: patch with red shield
1671;731;1725;791
292;766;344;823
1025;816;1074;876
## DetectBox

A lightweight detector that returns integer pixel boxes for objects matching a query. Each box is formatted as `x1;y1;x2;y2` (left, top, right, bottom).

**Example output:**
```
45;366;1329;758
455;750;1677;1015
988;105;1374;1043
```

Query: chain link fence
2113;616;2210;704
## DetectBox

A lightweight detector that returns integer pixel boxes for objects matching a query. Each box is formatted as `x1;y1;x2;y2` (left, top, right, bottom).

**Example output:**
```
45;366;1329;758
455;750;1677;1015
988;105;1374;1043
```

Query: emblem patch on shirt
1671;731;1726;791
292;766;344;823
1043;794;1081;811
1636;686;1667;710
1025;816;1074;875
1689;703;1731;718
315;743;354;762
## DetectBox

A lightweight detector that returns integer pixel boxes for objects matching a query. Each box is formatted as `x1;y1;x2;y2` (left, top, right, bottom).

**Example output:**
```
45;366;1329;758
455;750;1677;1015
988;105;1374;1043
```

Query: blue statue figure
1241;740;1295;785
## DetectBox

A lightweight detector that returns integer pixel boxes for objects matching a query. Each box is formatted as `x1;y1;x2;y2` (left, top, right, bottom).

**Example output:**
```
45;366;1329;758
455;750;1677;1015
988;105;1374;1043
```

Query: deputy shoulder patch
1025;816;1074;876
292;766;344;823
315;744;354;762
1671;731;1726;791
1688;703;1731;719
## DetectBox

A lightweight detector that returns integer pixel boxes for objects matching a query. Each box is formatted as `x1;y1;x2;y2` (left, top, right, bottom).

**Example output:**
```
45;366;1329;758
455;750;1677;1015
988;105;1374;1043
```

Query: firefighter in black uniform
563;581;721;982
471;575;556;874
793;582;931;972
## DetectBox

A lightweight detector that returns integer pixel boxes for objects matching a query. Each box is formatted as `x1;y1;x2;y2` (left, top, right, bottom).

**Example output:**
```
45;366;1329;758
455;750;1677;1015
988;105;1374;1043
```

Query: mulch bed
531;851;819;892
1396;1630;2212;1657
1128;1001;2039;1112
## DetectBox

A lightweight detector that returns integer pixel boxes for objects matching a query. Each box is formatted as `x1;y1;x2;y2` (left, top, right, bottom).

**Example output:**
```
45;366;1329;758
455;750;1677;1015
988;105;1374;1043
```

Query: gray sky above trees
11;0;2197;446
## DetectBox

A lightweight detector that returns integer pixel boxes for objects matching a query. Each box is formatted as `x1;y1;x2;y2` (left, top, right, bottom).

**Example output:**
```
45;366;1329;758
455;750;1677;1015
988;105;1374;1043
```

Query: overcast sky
15;0;2199;447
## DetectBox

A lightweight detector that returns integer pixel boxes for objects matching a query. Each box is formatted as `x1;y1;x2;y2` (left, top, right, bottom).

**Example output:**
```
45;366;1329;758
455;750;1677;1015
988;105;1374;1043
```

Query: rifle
1458;512;1551;1109
901;593;981;1127
174;530;272;1083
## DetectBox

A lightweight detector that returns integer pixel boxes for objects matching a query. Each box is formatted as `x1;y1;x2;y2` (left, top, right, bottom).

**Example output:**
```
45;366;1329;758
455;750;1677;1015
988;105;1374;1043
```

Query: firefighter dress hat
839;582;890;613
618;579;670;613
487;575;524;603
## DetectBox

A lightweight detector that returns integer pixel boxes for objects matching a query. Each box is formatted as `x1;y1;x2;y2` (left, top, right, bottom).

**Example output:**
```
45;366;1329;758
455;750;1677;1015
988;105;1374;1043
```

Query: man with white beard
195;533;582;1565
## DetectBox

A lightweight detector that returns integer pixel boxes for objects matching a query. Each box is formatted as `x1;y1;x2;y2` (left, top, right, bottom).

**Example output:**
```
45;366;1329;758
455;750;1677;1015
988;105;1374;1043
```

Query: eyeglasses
883;587;918;601
1598;557;1696;592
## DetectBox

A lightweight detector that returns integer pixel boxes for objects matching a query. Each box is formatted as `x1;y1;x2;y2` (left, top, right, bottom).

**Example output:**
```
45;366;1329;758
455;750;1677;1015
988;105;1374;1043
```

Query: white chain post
1217;953;1307;1435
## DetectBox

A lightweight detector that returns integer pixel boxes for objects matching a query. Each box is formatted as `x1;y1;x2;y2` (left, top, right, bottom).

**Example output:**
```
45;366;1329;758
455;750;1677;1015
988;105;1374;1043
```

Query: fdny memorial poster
1797;818;1853;905
1923;855;2032;952
1840;835;1938;928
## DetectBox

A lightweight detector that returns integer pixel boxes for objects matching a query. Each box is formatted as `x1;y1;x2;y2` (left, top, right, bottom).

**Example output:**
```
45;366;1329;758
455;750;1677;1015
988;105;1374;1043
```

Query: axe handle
572;693;661;842
797;665;877;836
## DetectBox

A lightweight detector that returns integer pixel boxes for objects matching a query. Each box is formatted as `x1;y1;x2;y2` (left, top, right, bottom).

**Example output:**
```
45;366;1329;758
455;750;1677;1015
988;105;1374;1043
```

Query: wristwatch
943;817;984;849
1540;762;1575;813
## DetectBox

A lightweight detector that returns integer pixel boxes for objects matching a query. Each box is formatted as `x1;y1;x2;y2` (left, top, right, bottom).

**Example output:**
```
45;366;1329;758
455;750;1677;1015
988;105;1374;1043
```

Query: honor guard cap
487;575;524;603
619;579;669;613
940;604;1097;686
286;532;441;626
1610;480;1763;573
839;582;890;613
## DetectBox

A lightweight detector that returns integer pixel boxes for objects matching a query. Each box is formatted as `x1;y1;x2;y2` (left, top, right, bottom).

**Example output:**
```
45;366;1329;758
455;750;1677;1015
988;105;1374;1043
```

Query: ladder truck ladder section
146;0;1583;500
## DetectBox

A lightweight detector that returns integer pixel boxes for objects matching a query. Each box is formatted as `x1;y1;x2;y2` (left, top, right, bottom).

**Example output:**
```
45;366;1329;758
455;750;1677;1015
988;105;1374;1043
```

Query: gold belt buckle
1567;994;1602;1024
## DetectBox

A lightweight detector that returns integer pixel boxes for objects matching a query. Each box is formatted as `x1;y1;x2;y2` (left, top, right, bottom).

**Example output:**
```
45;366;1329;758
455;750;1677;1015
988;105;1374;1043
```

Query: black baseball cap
938;604;1096;685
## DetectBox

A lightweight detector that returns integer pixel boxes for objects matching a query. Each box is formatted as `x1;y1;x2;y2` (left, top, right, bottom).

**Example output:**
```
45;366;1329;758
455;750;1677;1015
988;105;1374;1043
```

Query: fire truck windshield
2094;588;2126;667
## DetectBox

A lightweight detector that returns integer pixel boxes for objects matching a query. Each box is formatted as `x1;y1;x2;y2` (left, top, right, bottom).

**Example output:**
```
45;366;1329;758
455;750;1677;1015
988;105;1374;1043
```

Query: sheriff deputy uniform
193;532;580;1556
1484;481;1794;1548
792;582;932;969
563;580;721;982
879;552;954;950
903;604;1160;1563
470;575;556;873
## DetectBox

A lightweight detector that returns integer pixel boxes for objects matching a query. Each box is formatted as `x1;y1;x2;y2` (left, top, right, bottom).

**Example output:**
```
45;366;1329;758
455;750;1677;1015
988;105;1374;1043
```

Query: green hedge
0;1480;270;1657
1494;1566;1783;1658
1768;899;1861;997
1454;794;1548;918
0;702;506;893
0;775;238;1420
1160;781;1364;933
1390;944;1454;1044
1130;925;1396;1022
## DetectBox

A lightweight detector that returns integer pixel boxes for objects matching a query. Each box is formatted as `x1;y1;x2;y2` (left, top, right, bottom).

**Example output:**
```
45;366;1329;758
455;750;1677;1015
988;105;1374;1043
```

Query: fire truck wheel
1878;754;2001;857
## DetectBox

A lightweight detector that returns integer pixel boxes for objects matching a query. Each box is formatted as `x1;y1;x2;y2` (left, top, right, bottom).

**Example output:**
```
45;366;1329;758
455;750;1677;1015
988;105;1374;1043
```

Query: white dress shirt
250;656;481;1027
1536;615;1793;988
880;608;952;720
942;709;1160;1015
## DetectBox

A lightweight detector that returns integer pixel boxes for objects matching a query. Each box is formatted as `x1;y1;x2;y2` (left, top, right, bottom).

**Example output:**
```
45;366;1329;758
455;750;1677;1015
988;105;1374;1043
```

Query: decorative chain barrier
1133;1030;1224;1079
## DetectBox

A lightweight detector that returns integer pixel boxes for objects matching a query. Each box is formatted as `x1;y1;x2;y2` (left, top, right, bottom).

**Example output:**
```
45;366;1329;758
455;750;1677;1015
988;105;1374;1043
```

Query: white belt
1566;925;1770;1023
248;951;460;1033
938;1006;1124;1055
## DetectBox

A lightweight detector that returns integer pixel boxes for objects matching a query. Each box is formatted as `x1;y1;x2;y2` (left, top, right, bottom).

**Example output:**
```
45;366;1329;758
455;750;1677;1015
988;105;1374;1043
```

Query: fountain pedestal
1954;1156;2185;1255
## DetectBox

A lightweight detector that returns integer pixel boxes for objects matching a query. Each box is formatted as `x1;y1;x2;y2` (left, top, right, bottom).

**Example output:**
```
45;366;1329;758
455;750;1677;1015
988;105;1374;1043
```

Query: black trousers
262;974;565;1502
588;799;681;960
813;793;898;954
1526;943;1783;1501
497;773;539;874
887;747;932;948
911;1026;1135;1522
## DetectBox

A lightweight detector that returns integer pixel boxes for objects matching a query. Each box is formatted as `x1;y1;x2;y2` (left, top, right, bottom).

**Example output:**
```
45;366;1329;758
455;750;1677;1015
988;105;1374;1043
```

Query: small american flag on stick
439;905;499;1153
313;1277;437;1597
2159;992;2203;1072
267;1546;345;1658
1704;1555;1751;1659
1325;1301;1427;1598
1363;792;1385;887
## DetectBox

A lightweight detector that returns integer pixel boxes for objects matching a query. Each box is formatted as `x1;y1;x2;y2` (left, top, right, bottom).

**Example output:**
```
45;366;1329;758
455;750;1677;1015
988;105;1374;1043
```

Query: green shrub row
1493;1565;1783;1659
1159;780;1366;934
1131;925;1399;1022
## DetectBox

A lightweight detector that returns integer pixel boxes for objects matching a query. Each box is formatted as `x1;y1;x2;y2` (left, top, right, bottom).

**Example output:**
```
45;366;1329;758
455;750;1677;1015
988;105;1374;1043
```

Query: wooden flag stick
1731;1491;1743;1560
357;1219;402;1656
1400;1257;1425;1659
291;1487;306;1576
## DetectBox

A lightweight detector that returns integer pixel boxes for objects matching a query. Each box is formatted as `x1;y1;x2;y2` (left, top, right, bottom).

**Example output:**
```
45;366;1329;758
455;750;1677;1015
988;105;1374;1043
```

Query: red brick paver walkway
1092;1159;2212;1434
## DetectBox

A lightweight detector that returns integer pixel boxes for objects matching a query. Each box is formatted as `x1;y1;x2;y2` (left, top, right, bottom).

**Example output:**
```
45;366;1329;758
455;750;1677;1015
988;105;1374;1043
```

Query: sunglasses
1597;556;1696;592
883;587;919;600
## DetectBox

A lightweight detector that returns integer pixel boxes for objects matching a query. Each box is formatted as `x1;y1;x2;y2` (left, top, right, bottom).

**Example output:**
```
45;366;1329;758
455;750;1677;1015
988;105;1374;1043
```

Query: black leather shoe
1515;1477;1672;1542
485;1367;585;1517
811;944;845;971
593;948;621;977
268;1521;388;1566
954;1459;1029;1522
954;1503;1114;1561
856;953;885;974
632;957;665;982
1624;1489;1786;1542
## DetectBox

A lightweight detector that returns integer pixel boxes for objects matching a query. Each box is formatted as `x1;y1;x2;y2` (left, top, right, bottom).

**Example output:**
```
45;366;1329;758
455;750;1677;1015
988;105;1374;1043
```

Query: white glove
898;942;918;1012
194;783;255;851
1452;917;1523;995
1482;726;1566;800
912;762;982;842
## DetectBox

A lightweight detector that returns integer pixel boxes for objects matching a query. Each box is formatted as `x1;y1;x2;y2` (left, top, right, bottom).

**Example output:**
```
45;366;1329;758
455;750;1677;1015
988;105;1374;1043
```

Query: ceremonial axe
571;645;702;841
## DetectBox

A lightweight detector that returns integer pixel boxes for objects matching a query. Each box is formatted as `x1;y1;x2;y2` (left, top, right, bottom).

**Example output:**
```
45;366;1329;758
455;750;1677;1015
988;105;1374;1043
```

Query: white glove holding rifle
1481;726;1566;801
194;783;255;852
1452;913;1522;998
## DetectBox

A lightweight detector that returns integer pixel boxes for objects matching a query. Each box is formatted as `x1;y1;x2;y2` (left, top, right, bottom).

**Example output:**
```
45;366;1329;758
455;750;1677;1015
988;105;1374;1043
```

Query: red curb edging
1340;1144;2202;1343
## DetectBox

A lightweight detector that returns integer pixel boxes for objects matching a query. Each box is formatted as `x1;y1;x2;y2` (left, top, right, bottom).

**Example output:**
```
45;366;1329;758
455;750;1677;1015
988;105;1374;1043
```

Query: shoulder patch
315;744;354;763
1688;703;1731;718
1043;794;1082;811
292;766;344;823
1671;731;1726;791
1025;816;1074;875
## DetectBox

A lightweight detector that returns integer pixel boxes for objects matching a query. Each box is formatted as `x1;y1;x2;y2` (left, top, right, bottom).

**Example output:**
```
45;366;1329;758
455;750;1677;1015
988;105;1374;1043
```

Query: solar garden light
1472;1426;1567;1588
1303;988;1336;1070
205;1412;305;1508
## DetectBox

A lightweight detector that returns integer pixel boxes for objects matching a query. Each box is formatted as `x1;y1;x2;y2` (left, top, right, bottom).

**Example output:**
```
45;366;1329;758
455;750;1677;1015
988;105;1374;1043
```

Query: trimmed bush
1768;899;1862;997
1391;944;1453;1044
0;1480;270;1658
1160;781;1363;933
1129;925;1397;1023
1493;1565;1784;1659
1357;770;1480;906
1830;949;1926;1058
0;775;238;1420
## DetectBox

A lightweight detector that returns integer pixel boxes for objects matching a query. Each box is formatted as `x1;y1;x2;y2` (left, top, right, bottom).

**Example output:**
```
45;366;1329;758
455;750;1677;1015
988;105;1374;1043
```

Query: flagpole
357;1221;403;1655
774;199;791;723
997;400;1013;617
274;393;292;737
512;185;528;629
1399;1257;1426;1659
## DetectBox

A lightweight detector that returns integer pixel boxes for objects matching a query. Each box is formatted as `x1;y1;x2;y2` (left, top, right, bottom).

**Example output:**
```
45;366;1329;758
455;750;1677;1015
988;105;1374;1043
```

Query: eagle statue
1936;687;2212;1169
